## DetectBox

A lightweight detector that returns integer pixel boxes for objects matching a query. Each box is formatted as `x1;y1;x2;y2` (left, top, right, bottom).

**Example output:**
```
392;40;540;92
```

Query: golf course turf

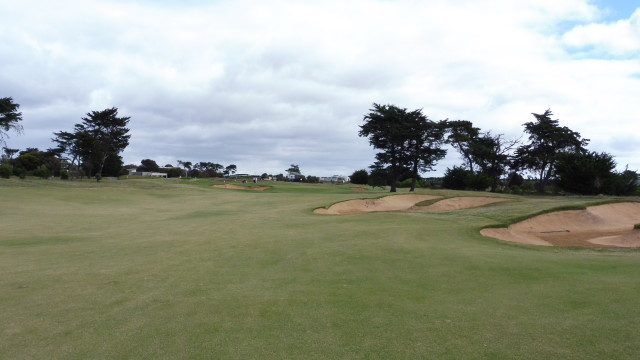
2;178;640;359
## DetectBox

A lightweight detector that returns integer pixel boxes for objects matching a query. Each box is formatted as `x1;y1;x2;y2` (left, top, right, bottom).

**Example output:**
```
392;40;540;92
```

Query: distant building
286;172;304;181
320;175;350;183
126;169;167;178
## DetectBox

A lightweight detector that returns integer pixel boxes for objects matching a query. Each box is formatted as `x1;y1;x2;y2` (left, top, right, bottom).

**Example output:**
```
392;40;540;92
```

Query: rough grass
1;178;640;359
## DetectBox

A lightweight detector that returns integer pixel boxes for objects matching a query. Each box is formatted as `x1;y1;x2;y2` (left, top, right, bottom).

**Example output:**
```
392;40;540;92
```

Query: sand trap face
213;184;271;191
481;202;640;247
413;197;509;211
314;195;508;214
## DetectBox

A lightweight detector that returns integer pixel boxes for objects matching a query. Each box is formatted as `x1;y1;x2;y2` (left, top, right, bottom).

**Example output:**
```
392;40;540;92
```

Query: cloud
1;0;639;176
562;8;640;57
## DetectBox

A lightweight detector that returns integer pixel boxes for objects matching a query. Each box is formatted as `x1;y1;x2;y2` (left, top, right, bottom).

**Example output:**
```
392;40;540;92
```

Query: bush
442;166;469;190
305;176;320;183
603;170;638;196
166;167;183;178
396;178;413;188
368;168;389;189
350;169;369;185
466;172;491;191
507;172;524;187
32;167;51;179
13;167;26;179
0;164;11;179
442;166;491;191
60;170;69;180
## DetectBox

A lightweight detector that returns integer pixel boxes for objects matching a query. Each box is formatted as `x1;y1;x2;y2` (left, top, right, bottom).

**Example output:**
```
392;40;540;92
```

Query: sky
1;0;639;177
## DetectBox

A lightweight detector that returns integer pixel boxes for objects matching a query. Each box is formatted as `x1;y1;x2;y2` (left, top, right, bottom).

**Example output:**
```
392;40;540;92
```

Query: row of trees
128;159;239;178
358;103;637;195
1;96;132;180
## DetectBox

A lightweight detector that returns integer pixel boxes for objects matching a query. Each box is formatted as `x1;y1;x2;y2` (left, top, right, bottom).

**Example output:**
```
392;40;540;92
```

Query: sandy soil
213;184;271;191
314;195;508;214
481;202;640;247
412;197;510;211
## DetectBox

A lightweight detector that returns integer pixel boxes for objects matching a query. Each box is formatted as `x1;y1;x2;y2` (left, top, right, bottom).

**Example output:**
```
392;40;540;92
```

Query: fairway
2;178;640;359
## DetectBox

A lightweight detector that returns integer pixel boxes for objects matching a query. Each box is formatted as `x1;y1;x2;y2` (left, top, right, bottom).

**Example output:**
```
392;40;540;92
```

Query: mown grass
1;177;640;359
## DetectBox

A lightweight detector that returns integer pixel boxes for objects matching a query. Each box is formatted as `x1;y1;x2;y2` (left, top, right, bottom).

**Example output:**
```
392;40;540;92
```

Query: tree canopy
53;107;130;179
515;109;588;192
359;103;447;192
0;97;23;146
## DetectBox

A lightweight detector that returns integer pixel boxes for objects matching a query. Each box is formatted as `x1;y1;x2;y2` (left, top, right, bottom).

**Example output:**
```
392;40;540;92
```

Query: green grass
2;178;640;359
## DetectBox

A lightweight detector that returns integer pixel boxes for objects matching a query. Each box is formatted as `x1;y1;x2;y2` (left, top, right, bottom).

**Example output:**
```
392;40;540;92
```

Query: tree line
356;103;637;195
1;97;131;181
1;97;318;182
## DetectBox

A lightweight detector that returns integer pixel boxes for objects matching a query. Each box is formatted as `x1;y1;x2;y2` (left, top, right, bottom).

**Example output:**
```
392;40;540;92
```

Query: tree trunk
490;176;499;192
409;160;419;192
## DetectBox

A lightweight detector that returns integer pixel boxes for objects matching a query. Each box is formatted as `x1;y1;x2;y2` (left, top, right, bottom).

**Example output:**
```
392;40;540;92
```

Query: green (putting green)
1;178;639;359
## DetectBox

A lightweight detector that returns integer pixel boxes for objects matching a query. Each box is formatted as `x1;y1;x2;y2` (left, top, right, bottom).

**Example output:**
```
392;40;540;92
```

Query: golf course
2;178;640;359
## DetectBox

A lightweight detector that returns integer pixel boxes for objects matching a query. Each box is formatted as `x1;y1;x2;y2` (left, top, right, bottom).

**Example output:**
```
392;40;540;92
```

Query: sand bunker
481;202;640;247
213;184;271;191
314;195;508;214
413;197;509;211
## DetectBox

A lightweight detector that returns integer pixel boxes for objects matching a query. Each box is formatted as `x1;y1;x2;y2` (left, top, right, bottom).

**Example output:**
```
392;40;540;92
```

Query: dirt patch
352;187;369;191
481;202;640;247
314;195;509;215
213;184;271;191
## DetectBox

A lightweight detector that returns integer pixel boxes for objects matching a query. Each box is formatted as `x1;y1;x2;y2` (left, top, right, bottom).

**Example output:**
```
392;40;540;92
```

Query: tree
224;164;237;176
367;164;389;189
605;168;638;196
193;162;223;177
52;130;94;179
360;103;447;192
2;147;19;162
515;109;588;192
0;97;23;146
405;117;447;191
444;120;481;171
80;108;130;179
177;160;192;177
554;151;615;194
138;159;160;172
286;164;301;175
350;169;369;185
54;108;130;180
359;104;416;192
470;132;520;192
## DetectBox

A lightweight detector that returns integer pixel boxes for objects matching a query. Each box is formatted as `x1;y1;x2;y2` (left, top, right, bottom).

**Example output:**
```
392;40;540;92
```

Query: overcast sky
1;0;639;176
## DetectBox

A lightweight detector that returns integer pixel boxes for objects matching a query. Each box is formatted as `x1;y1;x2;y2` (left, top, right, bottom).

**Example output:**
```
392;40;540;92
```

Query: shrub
305;176;320;183
466;172;491;191
442;166;469;190
60;170;69;180
0;164;11;179
32;167;51;179
350;169;369;185
603;169;638;196
166;167;183;178
368;168;389;189
13;167;26;179
507;172;524;187
396;178;413;188
442;166;491;191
